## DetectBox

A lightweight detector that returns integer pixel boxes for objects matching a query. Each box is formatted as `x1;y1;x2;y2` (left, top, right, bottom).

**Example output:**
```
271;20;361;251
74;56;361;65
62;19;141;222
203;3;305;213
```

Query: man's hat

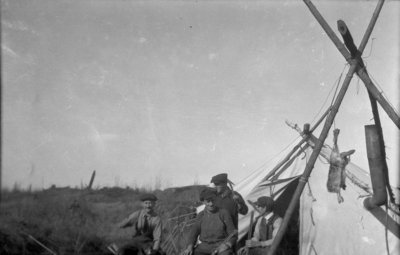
139;193;158;202
253;196;274;209
210;173;228;185
199;188;217;201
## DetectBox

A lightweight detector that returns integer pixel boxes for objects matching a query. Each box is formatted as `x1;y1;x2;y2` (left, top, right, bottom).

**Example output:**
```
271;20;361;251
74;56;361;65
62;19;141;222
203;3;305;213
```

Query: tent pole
335;12;395;202
268;62;358;255
264;107;331;181
354;0;400;129
304;0;399;129
269;1;386;254
356;0;385;54
302;0;351;60
309;106;332;133
367;92;395;203
357;69;400;129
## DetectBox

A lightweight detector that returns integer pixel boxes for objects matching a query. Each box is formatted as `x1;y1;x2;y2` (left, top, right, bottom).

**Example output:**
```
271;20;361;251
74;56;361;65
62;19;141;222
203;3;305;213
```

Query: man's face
256;205;267;215
142;200;155;213
203;198;216;212
214;183;227;194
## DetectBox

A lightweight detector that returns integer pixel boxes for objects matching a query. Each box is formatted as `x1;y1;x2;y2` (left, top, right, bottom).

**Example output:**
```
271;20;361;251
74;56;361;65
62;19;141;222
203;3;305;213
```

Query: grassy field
0;185;204;255
0;186;298;255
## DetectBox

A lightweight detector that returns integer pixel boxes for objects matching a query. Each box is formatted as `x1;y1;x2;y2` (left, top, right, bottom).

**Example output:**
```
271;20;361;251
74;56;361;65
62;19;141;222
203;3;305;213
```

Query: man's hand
181;245;193;255
145;248;158;255
245;240;261;248
213;243;230;254
232;193;240;200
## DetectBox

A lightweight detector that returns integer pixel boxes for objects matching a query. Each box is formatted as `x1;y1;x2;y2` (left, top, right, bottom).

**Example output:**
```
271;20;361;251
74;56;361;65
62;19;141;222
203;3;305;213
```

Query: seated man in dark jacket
182;188;237;255
116;193;163;255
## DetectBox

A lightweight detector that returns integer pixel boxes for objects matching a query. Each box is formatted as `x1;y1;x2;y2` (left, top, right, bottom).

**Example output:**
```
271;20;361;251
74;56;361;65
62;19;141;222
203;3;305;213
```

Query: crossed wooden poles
268;0;399;254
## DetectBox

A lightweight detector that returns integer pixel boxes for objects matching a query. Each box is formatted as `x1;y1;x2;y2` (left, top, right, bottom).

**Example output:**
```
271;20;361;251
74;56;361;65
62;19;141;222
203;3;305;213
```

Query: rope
310;64;347;124
345;171;372;195
239;134;302;181
167;211;197;221
317;155;329;165
240;64;348;185
385;203;390;255
329;67;344;108
369;72;400;116
363;37;376;59
307;182;317;202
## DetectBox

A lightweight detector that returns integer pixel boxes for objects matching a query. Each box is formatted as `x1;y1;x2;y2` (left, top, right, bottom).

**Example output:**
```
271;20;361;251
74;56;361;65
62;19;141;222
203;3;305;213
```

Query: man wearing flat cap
182;188;237;255
210;173;248;228
239;196;282;255
116;193;163;255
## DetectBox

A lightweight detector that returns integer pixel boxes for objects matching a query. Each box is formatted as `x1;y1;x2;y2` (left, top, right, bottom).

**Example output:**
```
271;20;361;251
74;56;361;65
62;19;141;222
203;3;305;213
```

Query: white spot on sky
361;236;375;245
3;20;38;35
139;37;147;43
211;143;216;151
320;82;325;87
2;44;19;58
84;121;119;153
3;20;28;31
208;53;217;60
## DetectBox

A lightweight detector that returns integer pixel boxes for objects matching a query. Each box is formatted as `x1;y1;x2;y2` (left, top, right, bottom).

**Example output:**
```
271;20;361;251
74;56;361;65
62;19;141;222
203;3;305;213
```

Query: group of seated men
113;173;282;255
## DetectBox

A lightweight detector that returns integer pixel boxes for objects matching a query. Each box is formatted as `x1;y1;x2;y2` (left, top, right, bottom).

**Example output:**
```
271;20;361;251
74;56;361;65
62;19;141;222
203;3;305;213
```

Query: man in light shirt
116;193;163;255
240;196;282;255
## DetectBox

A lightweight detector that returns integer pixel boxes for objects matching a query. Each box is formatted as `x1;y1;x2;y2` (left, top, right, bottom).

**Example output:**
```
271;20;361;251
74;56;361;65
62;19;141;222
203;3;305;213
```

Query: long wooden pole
354;0;399;128
268;62;358;255
87;170;96;190
27;234;57;255
245;211;255;255
357;69;400;129
303;0;399;129
336;8;395;203
367;92;395;202
357;0;385;54
269;1;386;254
303;0;351;60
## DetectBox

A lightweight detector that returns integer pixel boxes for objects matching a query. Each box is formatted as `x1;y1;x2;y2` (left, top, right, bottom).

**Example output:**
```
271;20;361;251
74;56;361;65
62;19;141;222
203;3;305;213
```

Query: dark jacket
214;188;248;228
188;208;237;247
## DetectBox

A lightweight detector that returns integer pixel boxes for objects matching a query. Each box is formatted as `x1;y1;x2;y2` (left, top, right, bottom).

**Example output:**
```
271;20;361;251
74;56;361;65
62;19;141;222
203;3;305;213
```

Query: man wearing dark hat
210;173;248;228
182;188;237;255
239;196;282;255
116;193;163;255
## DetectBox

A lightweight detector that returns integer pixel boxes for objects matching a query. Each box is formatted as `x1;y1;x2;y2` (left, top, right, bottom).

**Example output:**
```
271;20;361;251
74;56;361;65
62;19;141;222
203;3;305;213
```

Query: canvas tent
234;134;400;255
191;1;400;253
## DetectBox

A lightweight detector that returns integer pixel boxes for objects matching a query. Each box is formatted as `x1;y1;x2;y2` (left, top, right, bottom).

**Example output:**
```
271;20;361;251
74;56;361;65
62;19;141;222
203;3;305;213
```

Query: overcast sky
2;0;399;190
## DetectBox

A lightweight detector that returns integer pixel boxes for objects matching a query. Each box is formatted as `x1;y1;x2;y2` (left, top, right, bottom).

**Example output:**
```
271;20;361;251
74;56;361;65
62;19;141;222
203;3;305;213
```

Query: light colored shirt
119;209;162;250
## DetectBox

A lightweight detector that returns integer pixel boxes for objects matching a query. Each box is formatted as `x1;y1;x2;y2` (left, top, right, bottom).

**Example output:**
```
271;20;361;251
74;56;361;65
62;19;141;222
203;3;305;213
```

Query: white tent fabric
300;146;400;255
232;137;400;255
236;146;306;240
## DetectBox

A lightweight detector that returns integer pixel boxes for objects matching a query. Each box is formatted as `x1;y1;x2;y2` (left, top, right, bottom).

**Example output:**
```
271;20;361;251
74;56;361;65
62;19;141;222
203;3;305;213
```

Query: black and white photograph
1;0;399;254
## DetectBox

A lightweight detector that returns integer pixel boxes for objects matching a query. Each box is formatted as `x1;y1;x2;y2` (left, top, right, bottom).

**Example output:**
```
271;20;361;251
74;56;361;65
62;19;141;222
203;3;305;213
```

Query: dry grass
0;185;298;255
0;185;204;255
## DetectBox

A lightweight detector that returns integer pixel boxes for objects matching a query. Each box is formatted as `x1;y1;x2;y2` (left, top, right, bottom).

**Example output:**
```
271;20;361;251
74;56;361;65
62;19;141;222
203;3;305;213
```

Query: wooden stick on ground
27;234;57;255
245;211;255;254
